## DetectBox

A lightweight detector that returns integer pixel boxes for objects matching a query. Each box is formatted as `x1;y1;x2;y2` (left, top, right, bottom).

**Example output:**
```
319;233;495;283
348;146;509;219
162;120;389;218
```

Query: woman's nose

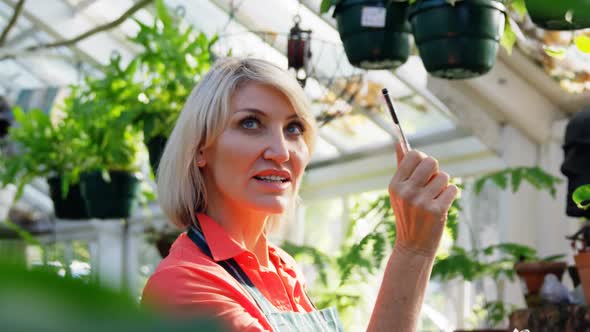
263;130;290;163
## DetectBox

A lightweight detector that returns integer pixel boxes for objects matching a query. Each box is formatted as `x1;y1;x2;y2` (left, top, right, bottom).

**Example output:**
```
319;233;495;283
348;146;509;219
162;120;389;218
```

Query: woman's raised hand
388;144;458;257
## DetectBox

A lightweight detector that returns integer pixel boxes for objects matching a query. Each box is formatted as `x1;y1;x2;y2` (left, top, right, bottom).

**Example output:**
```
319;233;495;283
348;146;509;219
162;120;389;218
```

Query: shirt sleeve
141;266;272;332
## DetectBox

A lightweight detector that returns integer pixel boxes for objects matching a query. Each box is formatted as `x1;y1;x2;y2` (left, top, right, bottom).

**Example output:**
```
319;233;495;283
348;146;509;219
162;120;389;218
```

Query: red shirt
142;214;315;331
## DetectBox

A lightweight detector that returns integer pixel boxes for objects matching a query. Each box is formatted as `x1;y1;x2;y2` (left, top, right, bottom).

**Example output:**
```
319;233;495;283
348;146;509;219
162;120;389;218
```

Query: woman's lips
252;177;291;191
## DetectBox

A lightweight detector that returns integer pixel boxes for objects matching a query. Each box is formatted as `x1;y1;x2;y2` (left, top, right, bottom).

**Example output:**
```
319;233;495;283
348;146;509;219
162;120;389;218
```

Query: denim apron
187;226;344;332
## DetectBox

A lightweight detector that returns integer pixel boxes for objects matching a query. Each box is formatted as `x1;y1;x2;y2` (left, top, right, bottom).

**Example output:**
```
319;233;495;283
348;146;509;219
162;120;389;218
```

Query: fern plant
282;190;460;326
432;167;563;328
283;166;562;328
128;0;216;141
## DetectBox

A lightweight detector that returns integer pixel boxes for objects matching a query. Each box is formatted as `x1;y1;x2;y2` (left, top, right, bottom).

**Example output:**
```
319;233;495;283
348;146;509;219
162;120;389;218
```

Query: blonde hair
157;57;317;228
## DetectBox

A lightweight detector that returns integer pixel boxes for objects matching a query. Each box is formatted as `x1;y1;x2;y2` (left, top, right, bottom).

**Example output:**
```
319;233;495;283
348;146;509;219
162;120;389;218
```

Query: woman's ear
196;150;206;168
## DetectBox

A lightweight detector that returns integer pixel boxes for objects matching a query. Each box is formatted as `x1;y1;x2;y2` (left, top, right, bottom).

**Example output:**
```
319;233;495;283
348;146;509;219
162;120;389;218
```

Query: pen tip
382;88;388;95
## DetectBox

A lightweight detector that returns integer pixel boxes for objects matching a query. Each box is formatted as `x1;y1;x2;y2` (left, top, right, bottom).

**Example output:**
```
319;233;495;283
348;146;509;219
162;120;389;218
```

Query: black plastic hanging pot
409;0;506;79
146;135;167;174
525;0;590;30
79;171;140;219
334;0;411;69
47;176;90;220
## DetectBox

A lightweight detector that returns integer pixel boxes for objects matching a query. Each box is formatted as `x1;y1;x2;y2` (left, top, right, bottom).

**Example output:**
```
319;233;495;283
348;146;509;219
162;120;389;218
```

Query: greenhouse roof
0;0;589;178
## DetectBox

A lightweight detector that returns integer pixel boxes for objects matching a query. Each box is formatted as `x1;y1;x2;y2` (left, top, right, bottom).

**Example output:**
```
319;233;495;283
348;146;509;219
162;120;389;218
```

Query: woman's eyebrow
236;108;267;117
235;108;300;120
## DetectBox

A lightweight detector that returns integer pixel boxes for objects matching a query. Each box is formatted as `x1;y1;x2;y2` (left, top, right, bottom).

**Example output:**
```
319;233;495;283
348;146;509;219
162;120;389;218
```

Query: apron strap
187;226;278;316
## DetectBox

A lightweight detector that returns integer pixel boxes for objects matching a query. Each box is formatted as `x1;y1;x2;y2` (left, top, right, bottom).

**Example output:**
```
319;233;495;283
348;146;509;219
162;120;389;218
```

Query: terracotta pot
515;261;567;293
574;252;590;304
514;261;567;307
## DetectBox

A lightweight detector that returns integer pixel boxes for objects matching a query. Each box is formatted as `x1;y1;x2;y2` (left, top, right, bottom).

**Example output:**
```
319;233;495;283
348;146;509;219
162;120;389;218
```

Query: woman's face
200;82;311;215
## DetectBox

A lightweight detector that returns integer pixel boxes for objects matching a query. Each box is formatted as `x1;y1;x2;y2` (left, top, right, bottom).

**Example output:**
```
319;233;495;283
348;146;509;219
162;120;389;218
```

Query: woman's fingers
408;156;438;187
394;150;427;182
435;184;459;210
423;171;449;200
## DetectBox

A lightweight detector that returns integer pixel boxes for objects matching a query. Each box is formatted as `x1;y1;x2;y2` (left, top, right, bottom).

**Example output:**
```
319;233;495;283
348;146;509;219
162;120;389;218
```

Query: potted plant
407;0;509;79
525;0;590;30
0;107;89;219
282;166;561;330
65;54;145;219
320;0;412;69
128;0;215;173
433;243;557;330
513;255;567;307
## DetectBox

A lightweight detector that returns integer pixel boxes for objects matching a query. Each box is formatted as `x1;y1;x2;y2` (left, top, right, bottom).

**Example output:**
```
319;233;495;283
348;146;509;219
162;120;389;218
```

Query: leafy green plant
282;194;396;324
284;166;562;328
64;53;145;174
0;107;87;199
434;167;563;328
128;0;216;140
283;191;460;326
473;166;562;198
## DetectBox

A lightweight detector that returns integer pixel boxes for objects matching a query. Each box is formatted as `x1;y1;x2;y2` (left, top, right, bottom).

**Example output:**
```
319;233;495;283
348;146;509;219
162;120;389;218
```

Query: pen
382;88;411;154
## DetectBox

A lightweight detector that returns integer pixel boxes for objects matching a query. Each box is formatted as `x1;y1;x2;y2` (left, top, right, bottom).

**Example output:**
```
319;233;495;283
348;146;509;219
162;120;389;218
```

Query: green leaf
490;173;508;190
500;18;516;55
574;35;590;54
510;167;522;193
509;0;527;17
474;177;486;195
474;167;561;198
281;241;332;287
573;184;590;210
155;0;172;27
543;45;567;59
2;220;42;246
541;254;566;262
319;0;332;14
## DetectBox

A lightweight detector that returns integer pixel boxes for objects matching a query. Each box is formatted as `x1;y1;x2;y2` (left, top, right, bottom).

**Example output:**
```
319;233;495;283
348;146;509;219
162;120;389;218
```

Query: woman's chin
248;197;289;214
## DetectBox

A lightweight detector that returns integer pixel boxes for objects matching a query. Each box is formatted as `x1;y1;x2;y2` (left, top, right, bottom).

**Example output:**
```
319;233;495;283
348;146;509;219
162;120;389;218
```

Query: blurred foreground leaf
0;261;223;332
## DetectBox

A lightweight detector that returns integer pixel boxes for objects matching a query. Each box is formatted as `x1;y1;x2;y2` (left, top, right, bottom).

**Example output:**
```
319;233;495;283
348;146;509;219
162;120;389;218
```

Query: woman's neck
204;205;272;269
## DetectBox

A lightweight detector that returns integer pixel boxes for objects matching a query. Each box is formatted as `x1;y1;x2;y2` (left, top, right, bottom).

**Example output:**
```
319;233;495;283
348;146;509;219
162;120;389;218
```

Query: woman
142;58;458;331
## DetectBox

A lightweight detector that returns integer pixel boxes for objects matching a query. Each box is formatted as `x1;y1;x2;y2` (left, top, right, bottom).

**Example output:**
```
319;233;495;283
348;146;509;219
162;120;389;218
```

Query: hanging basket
79;171;140;219
409;0;506;79
47;176;90;220
525;0;590;30
146;135;168;175
334;0;411;69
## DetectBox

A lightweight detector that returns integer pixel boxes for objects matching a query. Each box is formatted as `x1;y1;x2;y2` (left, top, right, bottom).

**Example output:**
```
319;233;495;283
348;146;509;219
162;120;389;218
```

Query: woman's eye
240;117;260;129
286;122;305;135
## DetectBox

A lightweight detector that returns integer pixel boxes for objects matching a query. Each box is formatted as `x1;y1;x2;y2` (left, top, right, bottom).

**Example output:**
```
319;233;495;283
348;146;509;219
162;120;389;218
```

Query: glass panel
320;113;392;152
310;135;340;162
303;197;344;252
0;60;44;89
375;94;455;137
